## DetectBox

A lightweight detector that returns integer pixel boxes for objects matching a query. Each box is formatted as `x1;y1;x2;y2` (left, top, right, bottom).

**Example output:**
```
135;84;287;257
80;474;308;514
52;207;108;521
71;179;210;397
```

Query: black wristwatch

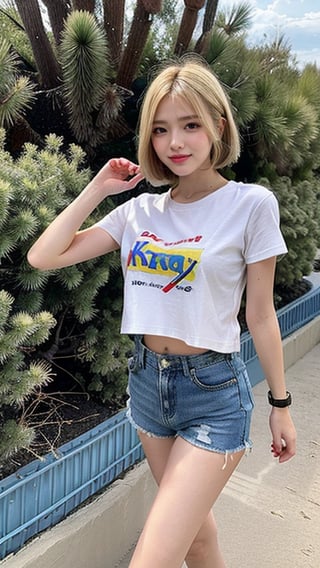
268;390;292;408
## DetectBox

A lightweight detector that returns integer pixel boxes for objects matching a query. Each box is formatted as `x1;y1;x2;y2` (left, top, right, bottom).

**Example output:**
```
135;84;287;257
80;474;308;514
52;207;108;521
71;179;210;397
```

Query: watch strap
268;390;292;407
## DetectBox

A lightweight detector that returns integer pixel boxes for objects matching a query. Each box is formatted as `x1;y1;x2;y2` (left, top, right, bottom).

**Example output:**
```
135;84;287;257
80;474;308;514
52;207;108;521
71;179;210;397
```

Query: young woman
28;58;296;568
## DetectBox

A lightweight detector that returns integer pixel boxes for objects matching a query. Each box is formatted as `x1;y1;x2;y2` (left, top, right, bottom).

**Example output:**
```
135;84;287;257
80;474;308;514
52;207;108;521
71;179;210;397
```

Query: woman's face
151;95;214;179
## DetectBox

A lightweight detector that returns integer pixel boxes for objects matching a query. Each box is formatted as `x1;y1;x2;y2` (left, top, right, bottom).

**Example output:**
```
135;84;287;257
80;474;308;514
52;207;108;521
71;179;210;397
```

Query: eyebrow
152;114;200;124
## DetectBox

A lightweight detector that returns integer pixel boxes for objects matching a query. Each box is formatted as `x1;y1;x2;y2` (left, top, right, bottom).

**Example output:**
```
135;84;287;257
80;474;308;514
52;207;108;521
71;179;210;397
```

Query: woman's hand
89;158;144;197
269;407;296;463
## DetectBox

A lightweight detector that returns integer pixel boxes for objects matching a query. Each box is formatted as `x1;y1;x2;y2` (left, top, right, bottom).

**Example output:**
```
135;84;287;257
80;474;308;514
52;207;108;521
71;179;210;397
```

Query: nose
170;130;184;150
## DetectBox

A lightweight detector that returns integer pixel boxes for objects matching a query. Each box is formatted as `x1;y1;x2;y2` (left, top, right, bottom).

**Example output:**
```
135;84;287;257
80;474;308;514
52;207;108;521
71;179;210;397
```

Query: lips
169;154;191;164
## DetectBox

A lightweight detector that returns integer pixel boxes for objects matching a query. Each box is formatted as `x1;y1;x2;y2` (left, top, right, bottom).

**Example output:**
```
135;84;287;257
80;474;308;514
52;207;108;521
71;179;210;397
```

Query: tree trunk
174;0;206;57
72;0;95;11
203;0;219;32
15;0;61;89
194;0;219;54
103;0;125;68
116;0;162;89
42;0;71;46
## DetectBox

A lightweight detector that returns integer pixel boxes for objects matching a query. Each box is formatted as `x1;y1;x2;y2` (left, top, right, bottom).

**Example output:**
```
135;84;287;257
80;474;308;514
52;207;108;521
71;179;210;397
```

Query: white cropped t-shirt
95;181;287;352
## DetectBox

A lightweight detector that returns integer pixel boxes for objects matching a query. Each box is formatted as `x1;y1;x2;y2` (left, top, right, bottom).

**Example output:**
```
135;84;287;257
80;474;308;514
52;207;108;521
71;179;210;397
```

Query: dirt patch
0;392;126;480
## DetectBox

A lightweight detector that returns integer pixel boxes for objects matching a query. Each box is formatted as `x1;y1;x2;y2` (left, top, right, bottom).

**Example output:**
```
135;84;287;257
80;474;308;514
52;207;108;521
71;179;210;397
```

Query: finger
108;157;123;169
271;443;281;457
279;439;296;463
128;164;141;176
108;157;136;174
118;157;140;173
271;437;282;456
278;447;295;463
271;435;286;456
125;172;145;190
271;438;296;462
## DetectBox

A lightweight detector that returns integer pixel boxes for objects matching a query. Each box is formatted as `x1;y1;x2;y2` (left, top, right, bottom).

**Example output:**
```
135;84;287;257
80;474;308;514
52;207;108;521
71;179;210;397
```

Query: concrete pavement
118;343;320;568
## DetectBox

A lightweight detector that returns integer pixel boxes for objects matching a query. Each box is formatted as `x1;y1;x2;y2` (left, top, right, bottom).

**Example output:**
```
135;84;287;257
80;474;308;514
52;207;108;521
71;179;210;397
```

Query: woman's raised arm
27;158;143;270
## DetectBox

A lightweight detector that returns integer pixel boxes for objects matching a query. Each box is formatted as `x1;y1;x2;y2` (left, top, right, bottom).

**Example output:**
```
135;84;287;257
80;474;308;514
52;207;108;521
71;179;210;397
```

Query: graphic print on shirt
126;231;203;293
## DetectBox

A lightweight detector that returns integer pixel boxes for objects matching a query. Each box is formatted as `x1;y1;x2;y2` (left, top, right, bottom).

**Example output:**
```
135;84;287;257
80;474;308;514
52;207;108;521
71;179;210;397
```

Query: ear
218;116;226;137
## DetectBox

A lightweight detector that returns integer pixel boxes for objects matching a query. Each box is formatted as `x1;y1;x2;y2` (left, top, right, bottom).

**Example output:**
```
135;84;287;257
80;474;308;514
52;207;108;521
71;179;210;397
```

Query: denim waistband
134;335;232;376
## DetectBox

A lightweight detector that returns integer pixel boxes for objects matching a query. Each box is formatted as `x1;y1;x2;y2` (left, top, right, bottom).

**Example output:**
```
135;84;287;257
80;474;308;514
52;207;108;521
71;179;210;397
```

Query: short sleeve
244;193;287;264
94;199;133;245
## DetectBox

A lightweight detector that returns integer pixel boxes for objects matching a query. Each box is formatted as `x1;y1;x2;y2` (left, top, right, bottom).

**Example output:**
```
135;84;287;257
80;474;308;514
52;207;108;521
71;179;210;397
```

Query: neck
172;172;228;203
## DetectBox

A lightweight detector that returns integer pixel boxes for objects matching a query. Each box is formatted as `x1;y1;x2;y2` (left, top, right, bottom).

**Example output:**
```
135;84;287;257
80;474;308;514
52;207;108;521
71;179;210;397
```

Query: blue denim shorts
126;336;254;455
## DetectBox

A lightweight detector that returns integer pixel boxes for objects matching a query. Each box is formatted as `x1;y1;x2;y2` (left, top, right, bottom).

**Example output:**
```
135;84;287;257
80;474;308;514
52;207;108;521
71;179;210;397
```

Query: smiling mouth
169;155;191;163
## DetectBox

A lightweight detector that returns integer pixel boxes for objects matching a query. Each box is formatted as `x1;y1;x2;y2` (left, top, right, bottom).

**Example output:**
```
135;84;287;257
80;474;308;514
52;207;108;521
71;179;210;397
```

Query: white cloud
217;0;320;67
286;11;320;33
295;48;320;68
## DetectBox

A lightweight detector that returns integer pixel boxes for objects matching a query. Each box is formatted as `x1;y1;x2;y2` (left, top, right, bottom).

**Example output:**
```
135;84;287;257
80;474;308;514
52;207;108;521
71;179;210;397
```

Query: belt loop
135;335;144;369
142;342;146;369
182;356;190;377
138;335;147;369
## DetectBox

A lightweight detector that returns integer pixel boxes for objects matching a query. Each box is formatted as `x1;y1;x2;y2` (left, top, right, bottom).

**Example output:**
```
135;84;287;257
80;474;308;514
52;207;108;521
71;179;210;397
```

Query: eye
152;126;166;135
185;122;201;130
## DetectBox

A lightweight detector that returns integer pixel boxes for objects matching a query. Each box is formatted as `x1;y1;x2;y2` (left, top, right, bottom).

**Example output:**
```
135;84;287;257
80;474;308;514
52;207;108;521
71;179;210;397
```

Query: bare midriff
143;334;209;356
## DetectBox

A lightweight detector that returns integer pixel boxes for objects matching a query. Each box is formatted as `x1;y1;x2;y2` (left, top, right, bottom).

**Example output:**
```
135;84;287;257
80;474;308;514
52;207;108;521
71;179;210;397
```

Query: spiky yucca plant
60;10;123;147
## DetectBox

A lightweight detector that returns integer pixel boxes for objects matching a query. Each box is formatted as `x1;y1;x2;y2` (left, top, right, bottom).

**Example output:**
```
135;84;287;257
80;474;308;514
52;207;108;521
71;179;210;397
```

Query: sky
2;0;319;69
216;0;320;68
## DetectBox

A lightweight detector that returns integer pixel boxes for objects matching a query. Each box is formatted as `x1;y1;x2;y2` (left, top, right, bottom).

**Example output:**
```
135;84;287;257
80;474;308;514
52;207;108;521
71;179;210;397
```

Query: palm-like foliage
277;95;318;173
60;10;123;147
205;30;258;127
251;74;288;150
0;5;36;70
296;64;320;110
0;38;35;128
243;46;320;178
216;1;252;35
294;64;320;174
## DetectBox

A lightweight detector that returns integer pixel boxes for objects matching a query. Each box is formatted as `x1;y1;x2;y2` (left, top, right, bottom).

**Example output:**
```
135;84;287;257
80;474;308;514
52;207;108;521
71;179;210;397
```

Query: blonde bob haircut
137;58;241;187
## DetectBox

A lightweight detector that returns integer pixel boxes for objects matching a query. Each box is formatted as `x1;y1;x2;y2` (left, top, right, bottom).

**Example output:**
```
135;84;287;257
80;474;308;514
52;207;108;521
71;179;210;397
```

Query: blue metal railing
0;410;143;560
0;284;319;560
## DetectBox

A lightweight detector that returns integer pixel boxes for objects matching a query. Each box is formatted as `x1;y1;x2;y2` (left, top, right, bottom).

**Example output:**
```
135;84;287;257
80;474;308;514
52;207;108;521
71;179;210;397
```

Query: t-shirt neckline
167;180;234;208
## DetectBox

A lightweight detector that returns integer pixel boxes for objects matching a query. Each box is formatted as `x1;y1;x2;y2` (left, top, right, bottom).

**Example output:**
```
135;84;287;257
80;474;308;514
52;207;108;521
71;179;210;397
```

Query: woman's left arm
246;257;296;463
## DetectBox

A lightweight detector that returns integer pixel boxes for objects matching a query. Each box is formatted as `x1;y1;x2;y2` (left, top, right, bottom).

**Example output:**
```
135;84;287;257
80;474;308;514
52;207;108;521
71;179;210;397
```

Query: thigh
157;436;244;527
138;431;175;485
129;436;244;568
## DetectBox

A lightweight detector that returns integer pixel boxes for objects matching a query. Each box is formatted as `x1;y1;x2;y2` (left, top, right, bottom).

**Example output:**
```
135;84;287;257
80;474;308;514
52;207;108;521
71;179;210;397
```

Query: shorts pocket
127;354;140;373
190;360;238;391
228;355;255;409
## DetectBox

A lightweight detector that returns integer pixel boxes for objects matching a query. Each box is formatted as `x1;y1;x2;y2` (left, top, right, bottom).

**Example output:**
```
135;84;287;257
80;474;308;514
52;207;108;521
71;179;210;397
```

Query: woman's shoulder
127;189;169;210
231;180;273;198
228;180;277;209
